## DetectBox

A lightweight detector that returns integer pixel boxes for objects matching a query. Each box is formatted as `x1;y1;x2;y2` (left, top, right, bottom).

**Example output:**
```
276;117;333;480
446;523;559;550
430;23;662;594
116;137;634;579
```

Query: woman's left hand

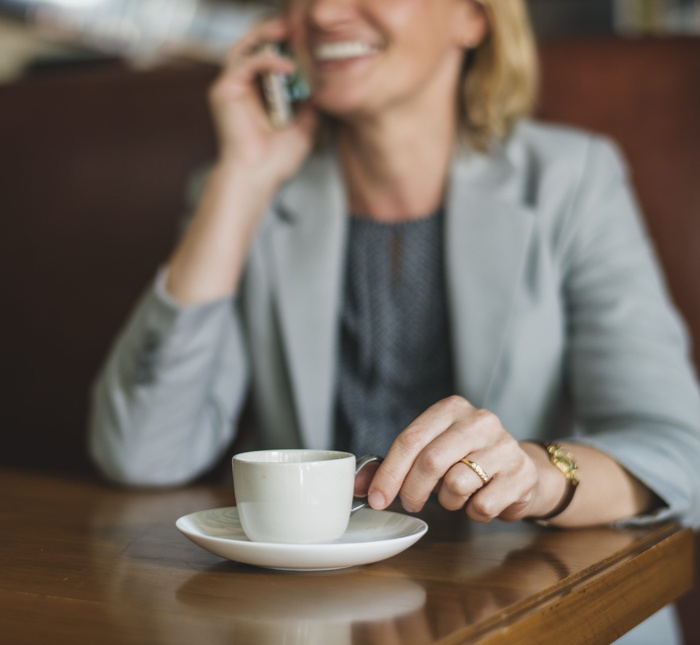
367;396;545;522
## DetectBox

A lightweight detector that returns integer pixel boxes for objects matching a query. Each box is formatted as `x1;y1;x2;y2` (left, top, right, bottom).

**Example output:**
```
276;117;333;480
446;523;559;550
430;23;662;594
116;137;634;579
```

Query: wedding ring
460;458;491;484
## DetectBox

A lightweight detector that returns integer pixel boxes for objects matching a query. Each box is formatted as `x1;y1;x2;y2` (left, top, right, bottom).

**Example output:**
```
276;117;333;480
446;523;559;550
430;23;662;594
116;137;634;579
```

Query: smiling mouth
312;41;380;62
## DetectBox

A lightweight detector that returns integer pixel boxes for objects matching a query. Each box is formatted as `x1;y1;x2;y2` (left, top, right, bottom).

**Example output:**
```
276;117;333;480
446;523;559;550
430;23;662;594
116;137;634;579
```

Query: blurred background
0;0;268;80
1;0;699;82
0;0;699;640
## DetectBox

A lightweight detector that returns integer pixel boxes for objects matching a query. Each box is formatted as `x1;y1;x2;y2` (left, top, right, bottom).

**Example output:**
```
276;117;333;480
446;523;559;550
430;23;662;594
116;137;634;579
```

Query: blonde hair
460;0;539;151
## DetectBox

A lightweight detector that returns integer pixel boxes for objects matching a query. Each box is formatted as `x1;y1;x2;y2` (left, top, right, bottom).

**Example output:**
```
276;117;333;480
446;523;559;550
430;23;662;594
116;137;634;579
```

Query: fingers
367;397;462;510
208;17;309;153
368;396;539;522
213;46;295;105
436;458;488;511
369;396;487;511
225;18;290;65
439;446;538;521
211;19;295;109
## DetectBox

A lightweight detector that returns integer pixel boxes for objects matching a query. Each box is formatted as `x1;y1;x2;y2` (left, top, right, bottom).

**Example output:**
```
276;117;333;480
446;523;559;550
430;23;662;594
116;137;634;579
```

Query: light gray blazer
89;121;700;526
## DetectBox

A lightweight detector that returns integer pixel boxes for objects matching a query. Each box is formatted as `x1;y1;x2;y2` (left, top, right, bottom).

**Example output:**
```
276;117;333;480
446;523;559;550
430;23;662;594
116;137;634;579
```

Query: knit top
335;209;455;456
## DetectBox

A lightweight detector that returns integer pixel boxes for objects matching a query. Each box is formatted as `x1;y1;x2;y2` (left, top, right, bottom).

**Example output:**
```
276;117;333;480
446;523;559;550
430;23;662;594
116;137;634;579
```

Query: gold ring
460;458;490;484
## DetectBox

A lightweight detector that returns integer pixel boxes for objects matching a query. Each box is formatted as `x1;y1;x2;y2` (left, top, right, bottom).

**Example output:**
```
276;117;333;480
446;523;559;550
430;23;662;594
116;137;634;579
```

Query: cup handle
351;454;384;513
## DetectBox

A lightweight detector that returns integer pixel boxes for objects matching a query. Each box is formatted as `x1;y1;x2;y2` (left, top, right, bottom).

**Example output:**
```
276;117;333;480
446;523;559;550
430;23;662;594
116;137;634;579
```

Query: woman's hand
367;396;560;522
209;18;318;186
166;19;319;306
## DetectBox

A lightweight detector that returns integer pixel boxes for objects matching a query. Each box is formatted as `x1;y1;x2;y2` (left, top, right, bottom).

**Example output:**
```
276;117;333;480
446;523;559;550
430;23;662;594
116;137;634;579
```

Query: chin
311;93;376;123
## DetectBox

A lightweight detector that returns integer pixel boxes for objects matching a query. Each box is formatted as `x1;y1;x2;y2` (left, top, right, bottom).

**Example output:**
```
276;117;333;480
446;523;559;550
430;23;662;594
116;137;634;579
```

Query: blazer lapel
445;144;535;408
270;150;347;450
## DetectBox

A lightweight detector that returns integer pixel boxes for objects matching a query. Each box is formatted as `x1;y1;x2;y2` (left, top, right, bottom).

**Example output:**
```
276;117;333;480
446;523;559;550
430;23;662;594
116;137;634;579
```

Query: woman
91;1;700;531
91;3;700;638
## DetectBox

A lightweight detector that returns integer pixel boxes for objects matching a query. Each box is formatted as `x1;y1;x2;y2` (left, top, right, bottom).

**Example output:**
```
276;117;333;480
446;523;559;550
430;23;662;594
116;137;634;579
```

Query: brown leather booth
1;37;698;641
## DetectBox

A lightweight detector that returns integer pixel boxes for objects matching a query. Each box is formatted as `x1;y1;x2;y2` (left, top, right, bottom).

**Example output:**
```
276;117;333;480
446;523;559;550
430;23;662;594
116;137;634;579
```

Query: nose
305;0;358;28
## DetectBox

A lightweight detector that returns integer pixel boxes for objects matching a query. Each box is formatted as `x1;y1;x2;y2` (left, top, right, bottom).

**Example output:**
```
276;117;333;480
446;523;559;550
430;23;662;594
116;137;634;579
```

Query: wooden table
0;468;693;644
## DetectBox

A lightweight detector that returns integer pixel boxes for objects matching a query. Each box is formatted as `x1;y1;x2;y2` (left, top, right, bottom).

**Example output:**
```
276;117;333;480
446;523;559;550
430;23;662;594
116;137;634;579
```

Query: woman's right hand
209;18;318;188
165;19;317;306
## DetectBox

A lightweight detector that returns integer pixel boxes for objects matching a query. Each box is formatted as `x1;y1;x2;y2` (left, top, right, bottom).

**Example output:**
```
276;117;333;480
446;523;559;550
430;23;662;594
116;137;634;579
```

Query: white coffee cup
232;450;382;544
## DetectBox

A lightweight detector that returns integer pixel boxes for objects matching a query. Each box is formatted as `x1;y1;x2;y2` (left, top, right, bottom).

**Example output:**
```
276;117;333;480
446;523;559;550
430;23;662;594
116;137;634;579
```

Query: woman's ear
454;0;489;49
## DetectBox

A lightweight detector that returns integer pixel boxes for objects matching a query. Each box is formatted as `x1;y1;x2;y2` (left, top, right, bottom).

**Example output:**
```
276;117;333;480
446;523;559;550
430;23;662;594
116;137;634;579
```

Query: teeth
313;41;378;61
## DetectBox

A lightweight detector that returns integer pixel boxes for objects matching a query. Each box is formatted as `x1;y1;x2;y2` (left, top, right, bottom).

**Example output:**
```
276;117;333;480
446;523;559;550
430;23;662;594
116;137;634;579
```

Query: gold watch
532;442;579;520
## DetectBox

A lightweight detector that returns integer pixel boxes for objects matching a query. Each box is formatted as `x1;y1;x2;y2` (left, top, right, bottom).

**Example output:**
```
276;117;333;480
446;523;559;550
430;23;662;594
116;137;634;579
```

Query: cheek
286;20;310;64
284;2;307;42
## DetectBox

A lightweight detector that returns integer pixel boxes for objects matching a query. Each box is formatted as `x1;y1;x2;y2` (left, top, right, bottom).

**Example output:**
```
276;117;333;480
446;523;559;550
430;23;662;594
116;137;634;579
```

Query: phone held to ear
258;43;310;128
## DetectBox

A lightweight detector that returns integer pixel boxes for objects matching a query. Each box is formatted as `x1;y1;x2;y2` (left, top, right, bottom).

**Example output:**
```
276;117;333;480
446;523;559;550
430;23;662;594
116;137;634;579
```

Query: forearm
89;280;249;486
166;160;278;306
520;441;659;527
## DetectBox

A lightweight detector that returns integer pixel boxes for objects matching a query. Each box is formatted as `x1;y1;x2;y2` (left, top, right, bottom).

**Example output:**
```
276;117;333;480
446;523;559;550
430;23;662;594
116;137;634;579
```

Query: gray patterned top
335;209;455;456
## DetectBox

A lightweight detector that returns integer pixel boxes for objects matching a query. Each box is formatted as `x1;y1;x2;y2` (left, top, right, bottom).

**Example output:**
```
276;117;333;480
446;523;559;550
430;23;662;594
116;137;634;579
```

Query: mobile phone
259;43;309;128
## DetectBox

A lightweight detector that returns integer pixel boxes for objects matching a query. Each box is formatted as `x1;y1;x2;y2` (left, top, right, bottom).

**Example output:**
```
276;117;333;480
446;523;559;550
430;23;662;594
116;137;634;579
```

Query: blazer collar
270;140;535;448
270;149;347;449
445;142;535;407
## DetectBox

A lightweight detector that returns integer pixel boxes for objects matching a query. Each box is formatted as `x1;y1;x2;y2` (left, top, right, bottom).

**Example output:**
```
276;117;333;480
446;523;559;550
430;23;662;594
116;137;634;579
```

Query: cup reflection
176;567;427;645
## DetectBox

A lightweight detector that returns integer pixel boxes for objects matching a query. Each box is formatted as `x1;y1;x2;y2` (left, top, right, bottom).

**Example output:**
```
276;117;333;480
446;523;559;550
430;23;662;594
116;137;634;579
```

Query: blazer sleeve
560;136;700;527
88;268;250;486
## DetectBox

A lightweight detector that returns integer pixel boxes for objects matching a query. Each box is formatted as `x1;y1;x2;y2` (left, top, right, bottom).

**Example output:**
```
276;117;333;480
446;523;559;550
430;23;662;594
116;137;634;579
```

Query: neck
337;104;458;223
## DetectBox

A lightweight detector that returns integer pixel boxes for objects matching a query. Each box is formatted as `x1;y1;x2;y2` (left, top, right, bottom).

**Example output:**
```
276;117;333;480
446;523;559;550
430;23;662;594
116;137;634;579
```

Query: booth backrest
0;65;217;473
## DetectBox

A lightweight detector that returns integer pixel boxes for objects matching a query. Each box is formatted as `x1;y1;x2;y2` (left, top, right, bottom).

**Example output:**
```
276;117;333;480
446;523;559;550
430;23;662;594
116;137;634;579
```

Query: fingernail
368;490;385;509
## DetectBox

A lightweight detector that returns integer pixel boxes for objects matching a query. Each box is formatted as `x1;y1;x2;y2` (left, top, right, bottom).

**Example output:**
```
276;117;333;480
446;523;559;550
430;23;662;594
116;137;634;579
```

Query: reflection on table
0;468;693;645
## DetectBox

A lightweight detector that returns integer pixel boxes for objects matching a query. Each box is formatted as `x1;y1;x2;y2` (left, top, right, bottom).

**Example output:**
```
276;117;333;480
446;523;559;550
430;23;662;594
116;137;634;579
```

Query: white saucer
176;506;428;571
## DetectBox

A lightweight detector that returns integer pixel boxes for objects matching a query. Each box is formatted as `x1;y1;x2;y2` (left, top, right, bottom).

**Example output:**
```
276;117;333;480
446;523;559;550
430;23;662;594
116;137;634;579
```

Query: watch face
546;444;579;483
530;443;580;521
